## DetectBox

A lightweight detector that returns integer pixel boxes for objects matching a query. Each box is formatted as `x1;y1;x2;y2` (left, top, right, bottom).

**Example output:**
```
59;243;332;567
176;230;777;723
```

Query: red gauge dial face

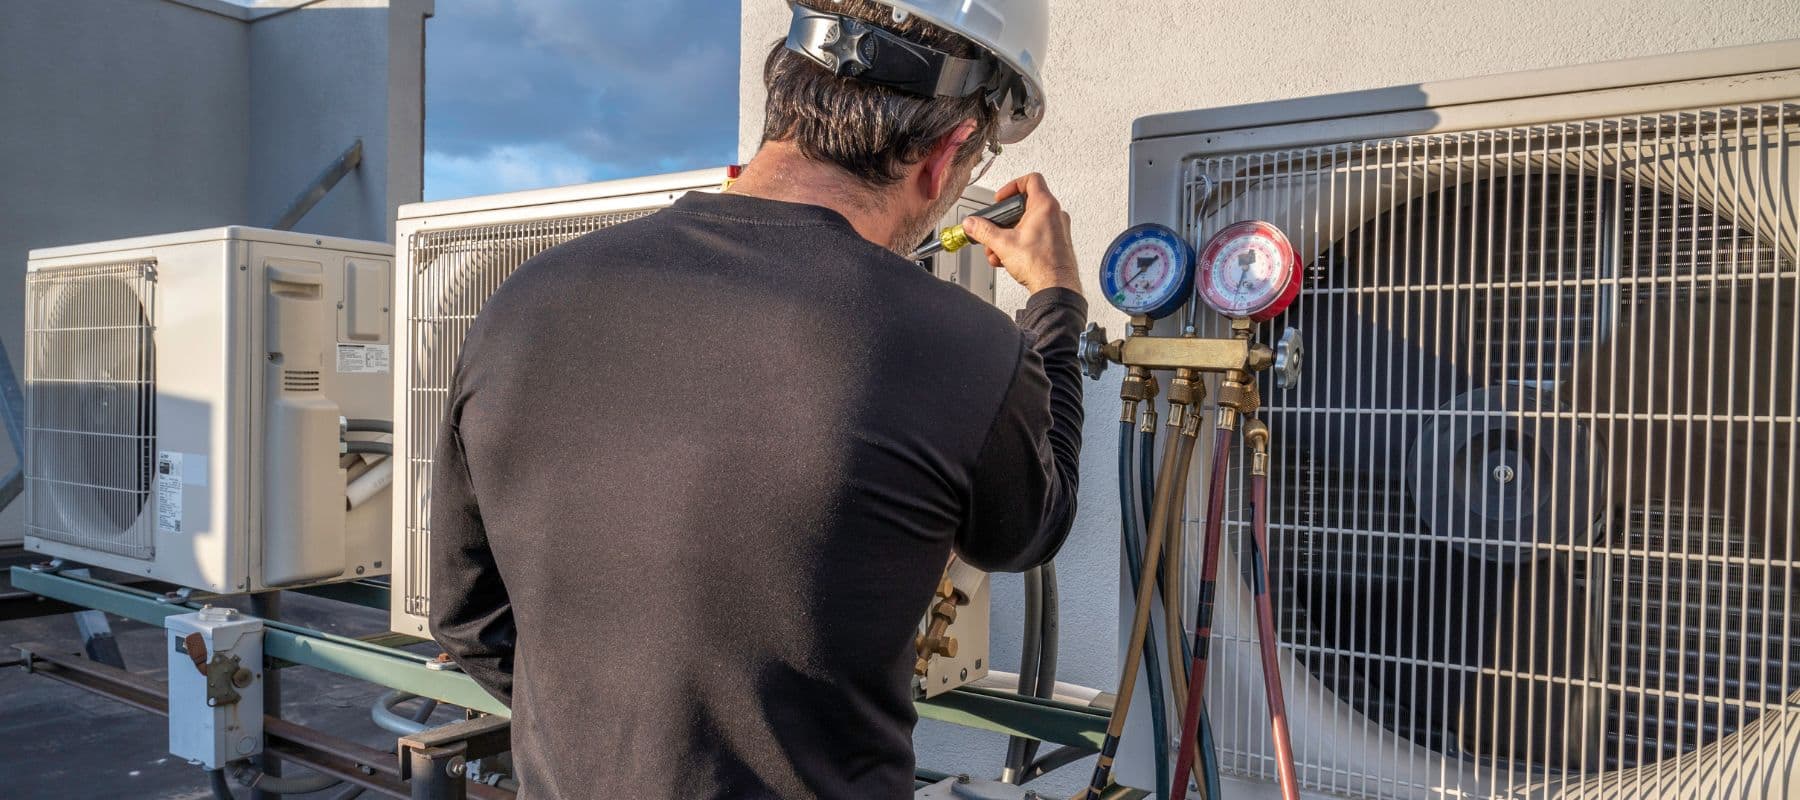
1196;221;1300;321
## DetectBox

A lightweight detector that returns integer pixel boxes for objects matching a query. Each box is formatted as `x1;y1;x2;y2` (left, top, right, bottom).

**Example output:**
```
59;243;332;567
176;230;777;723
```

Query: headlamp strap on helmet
785;5;1001;102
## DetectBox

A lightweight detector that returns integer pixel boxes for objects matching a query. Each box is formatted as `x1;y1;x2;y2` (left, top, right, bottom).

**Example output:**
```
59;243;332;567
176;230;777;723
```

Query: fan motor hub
1407;387;1601;563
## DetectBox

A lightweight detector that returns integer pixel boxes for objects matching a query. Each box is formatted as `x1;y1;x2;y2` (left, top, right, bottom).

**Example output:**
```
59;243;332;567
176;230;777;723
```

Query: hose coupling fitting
1215;404;1239;433
1167;368;1203;407
1245;418;1270;476
1181;407;1204;437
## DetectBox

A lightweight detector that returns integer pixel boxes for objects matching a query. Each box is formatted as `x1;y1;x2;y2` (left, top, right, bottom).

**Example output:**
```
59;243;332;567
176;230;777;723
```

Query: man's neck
726;142;908;251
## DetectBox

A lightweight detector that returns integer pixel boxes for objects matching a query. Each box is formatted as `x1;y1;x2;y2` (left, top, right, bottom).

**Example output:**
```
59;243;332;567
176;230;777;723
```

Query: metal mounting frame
8;566;1112;753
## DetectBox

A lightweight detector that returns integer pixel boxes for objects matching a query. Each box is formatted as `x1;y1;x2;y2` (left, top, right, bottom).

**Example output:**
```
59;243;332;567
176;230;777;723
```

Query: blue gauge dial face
1100;224;1196;319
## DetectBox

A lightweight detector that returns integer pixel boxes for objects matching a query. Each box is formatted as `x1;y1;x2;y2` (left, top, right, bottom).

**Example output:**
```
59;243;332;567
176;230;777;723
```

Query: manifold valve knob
1274;326;1304;390
1078;322;1109;380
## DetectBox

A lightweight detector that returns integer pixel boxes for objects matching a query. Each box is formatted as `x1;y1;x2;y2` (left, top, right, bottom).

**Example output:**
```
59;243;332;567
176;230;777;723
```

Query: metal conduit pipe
372;690;431;735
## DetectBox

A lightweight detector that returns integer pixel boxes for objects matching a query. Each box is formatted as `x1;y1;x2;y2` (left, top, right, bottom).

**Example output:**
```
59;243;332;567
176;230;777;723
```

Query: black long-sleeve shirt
429;191;1085;799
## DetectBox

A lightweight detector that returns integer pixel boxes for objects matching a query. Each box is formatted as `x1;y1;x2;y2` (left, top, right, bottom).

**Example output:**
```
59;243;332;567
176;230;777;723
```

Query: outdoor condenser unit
24;227;394;593
1121;42;1800;798
388;168;1000;697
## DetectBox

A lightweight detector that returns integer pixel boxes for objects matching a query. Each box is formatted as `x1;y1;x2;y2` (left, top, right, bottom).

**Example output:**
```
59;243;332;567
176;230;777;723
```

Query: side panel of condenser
245;241;393;592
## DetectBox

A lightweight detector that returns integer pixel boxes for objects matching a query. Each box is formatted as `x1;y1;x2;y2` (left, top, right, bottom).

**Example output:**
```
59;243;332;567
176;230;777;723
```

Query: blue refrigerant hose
1119;420;1173;796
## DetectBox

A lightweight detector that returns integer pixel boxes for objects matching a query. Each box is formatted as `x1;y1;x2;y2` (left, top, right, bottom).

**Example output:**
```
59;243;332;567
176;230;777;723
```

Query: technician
430;1;1080;797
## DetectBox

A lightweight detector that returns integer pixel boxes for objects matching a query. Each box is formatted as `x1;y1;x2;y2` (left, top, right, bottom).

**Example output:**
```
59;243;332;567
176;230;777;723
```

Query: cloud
424;0;740;200
423;142;616;201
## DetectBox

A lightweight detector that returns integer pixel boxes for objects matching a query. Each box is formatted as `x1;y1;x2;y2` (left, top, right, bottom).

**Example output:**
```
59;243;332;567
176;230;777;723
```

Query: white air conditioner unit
1121;42;1800;798
388;168;1000;697
24;227;395;593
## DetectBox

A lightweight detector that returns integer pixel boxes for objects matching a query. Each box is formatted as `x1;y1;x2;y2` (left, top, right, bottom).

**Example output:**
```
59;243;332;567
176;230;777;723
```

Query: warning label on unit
156;451;183;533
336;343;391;374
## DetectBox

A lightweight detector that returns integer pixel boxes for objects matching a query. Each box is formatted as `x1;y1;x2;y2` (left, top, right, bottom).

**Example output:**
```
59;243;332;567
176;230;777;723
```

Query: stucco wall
739;1;1800;795
0;0;428;543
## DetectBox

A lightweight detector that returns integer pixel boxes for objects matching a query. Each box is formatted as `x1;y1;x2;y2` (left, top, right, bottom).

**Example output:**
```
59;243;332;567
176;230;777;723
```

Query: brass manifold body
1086;316;1275;389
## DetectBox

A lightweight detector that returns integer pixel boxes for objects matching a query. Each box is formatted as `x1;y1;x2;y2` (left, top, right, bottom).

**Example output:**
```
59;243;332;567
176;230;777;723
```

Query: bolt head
1493;464;1516;484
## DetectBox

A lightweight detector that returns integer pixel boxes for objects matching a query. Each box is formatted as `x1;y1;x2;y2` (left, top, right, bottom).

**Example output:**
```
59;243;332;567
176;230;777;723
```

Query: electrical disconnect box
166;607;264;770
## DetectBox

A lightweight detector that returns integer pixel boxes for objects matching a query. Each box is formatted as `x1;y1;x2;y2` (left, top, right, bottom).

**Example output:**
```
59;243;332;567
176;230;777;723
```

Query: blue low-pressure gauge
1099;223;1196;319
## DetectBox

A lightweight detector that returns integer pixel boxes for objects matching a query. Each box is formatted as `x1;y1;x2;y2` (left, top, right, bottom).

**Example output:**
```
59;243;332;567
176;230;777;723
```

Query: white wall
0;0;429;543
739;1;1800;794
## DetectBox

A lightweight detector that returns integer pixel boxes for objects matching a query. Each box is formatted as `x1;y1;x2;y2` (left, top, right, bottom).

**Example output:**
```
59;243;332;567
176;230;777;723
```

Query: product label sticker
336;343;391;374
156;451;183;533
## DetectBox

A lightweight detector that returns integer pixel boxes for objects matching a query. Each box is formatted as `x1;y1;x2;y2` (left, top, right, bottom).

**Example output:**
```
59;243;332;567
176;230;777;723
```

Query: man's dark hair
762;0;999;187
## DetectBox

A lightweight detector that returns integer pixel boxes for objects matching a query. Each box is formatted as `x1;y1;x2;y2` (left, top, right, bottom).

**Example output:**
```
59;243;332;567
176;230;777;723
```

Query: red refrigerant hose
1247;440;1301;800
1168;425;1233;800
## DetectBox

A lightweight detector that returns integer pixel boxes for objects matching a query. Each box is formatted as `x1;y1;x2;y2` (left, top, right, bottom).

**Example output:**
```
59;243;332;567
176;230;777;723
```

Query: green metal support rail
10;566;1109;751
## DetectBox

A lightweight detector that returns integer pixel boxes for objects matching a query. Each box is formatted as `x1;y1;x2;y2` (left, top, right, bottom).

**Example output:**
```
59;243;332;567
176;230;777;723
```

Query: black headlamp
784;4;1013;106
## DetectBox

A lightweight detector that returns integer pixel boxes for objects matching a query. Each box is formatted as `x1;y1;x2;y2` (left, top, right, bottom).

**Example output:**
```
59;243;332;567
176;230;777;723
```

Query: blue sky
423;0;741;201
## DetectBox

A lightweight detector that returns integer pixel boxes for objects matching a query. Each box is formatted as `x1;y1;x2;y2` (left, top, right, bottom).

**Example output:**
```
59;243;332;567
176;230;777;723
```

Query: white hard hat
784;0;1049;144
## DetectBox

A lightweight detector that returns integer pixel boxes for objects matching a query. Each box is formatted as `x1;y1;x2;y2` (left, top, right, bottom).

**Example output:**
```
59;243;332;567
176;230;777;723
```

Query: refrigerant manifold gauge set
1073;219;1309;800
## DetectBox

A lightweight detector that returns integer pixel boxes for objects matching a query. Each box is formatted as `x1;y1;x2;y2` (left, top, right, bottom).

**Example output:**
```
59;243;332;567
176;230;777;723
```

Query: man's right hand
960;173;1083;296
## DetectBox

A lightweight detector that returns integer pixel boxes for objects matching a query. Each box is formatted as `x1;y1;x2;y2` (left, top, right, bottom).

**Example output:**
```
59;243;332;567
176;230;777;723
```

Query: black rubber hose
1019;560;1059;770
344;418;393;433
210;769;235;800
343;440;391;456
1004;567;1046;778
1019;743;1098;785
1120;420;1173;795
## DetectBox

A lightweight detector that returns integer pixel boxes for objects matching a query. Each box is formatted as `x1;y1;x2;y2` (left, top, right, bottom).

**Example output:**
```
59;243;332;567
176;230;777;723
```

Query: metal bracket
397;715;511;800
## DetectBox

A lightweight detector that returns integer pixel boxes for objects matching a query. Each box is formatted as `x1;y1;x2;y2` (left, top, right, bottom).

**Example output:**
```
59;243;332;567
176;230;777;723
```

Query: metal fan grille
1181;104;1798;797
23;260;158;559
402;211;655;617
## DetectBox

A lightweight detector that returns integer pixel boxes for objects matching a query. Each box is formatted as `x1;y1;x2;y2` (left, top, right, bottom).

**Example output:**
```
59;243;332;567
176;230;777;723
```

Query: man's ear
918;119;979;202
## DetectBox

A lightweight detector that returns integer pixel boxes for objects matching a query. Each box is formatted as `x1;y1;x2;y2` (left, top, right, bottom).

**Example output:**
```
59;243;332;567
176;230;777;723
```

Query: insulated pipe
971;671;1104;706
343;418;392;433
1003;568;1046;781
1022;560;1059;770
342;440;391;457
1078;415;1200;800
346;457;392;510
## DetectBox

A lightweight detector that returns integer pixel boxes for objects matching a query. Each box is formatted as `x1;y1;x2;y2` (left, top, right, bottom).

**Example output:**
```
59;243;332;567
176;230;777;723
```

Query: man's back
430;191;1085;798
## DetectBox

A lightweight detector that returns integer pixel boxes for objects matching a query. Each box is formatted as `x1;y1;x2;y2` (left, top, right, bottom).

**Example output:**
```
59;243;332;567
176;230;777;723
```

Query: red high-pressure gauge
1196;221;1300;321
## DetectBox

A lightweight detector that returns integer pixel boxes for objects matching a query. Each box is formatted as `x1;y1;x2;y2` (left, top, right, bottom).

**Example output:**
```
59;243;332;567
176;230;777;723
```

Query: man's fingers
962;215;1014;249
